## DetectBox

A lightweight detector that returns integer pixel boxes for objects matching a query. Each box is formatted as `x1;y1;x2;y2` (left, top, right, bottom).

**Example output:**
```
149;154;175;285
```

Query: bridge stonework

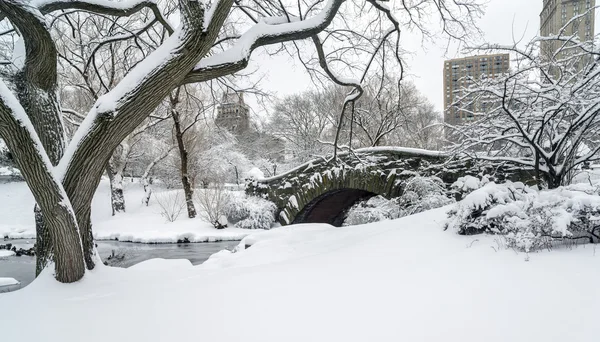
247;148;532;226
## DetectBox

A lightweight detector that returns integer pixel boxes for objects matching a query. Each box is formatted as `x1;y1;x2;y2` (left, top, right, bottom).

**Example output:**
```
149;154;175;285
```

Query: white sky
244;0;600;117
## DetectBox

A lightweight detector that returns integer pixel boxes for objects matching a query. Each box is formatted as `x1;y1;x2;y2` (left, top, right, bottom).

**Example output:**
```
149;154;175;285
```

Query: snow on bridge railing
254;147;447;184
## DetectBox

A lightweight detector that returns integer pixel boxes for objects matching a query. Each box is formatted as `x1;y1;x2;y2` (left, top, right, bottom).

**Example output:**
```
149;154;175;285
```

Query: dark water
0;239;239;292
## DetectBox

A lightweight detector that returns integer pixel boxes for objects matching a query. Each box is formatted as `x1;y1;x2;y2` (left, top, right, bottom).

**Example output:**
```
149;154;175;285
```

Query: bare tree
167;85;218;218
351;78;442;149
450;24;600;188
269;90;335;162
269;79;442;156
0;0;481;283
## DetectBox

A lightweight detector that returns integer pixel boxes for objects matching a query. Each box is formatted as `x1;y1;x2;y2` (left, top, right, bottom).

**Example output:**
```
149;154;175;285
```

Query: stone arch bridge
247;147;531;226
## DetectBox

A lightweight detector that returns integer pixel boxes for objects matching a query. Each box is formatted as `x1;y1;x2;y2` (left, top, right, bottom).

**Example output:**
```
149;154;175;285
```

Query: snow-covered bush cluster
397;176;454;215
450;175;490;200
224;193;277;230
343;176;455;226
445;182;600;252
343;196;402;226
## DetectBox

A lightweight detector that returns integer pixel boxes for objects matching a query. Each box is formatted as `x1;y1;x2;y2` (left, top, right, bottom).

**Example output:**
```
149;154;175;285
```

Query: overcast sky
243;0;600;119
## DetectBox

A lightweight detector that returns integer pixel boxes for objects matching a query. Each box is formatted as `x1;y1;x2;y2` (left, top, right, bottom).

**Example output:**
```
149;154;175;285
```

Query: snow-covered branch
34;0;174;35
183;0;345;84
452;31;600;188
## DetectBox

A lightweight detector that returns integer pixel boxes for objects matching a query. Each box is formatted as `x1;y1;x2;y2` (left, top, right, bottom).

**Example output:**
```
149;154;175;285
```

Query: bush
397;176;454;215
445;182;600;251
154;191;186;222
343;196;401;226
450;175;491;200
224;194;277;230
195;186;231;228
343;176;455;226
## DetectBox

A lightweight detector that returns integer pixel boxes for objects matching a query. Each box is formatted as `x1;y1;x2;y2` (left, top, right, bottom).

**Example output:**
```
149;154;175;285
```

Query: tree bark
0;93;85;283
171;101;197;218
106;163;126;215
14;45;66;277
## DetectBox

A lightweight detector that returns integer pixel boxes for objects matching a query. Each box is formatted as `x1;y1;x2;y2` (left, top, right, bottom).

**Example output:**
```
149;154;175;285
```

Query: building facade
443;53;510;126
215;92;250;135
540;0;595;62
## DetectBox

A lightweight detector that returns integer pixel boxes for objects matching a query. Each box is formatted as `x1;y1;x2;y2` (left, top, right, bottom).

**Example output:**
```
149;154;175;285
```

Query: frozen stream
0;239;239;292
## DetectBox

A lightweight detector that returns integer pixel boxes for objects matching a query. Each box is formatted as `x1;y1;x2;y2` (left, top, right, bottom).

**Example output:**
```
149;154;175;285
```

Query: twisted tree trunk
0;85;85;283
5;2;68;275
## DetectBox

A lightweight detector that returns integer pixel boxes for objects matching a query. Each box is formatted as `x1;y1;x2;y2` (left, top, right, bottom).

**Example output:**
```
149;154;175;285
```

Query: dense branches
450;28;600;188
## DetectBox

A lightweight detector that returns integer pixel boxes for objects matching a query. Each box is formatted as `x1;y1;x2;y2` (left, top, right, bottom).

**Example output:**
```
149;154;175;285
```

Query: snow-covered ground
0;250;14;257
0;277;19;287
1;207;598;341
0;180;255;242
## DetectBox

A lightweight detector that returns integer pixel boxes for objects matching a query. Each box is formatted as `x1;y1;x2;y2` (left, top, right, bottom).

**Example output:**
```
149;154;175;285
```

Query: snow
1;207;599;341
452;175;487;192
0;277;19;287
245;166;264;180
288;195;298;209
259;146;444;183
355;146;446;157
0;166;20;176
0;180;256;242
0;250;15;258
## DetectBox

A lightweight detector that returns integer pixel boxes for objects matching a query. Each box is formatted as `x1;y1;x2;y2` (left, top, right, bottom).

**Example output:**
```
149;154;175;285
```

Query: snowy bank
0;180;258;243
1;207;599;341
0;277;19;287
0;250;14;258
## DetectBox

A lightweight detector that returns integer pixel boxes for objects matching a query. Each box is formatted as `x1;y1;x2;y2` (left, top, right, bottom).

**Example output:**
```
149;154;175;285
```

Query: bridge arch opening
291;188;377;227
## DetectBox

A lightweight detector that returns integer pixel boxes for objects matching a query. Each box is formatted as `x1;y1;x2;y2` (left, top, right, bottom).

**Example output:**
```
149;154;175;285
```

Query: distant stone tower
215;92;250;135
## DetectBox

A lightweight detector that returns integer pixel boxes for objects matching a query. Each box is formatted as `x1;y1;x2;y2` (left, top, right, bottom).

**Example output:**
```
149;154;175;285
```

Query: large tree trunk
171;102;197;218
0;92;85;283
15;53;67;277
0;0;76;277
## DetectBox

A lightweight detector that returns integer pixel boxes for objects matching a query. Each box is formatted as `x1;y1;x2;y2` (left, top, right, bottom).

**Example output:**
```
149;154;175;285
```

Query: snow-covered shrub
343;177;455;226
154;191;186;222
445;181;532;235
397;176;454;215
224;194;277;230
343;196;401;226
195;186;231;229
450;175;491;200
445;182;600;251
244;167;264;180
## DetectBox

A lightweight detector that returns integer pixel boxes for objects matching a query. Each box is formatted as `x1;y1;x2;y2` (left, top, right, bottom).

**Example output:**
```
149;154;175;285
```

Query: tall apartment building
215;92;250;135
443;54;510;125
540;0;595;61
